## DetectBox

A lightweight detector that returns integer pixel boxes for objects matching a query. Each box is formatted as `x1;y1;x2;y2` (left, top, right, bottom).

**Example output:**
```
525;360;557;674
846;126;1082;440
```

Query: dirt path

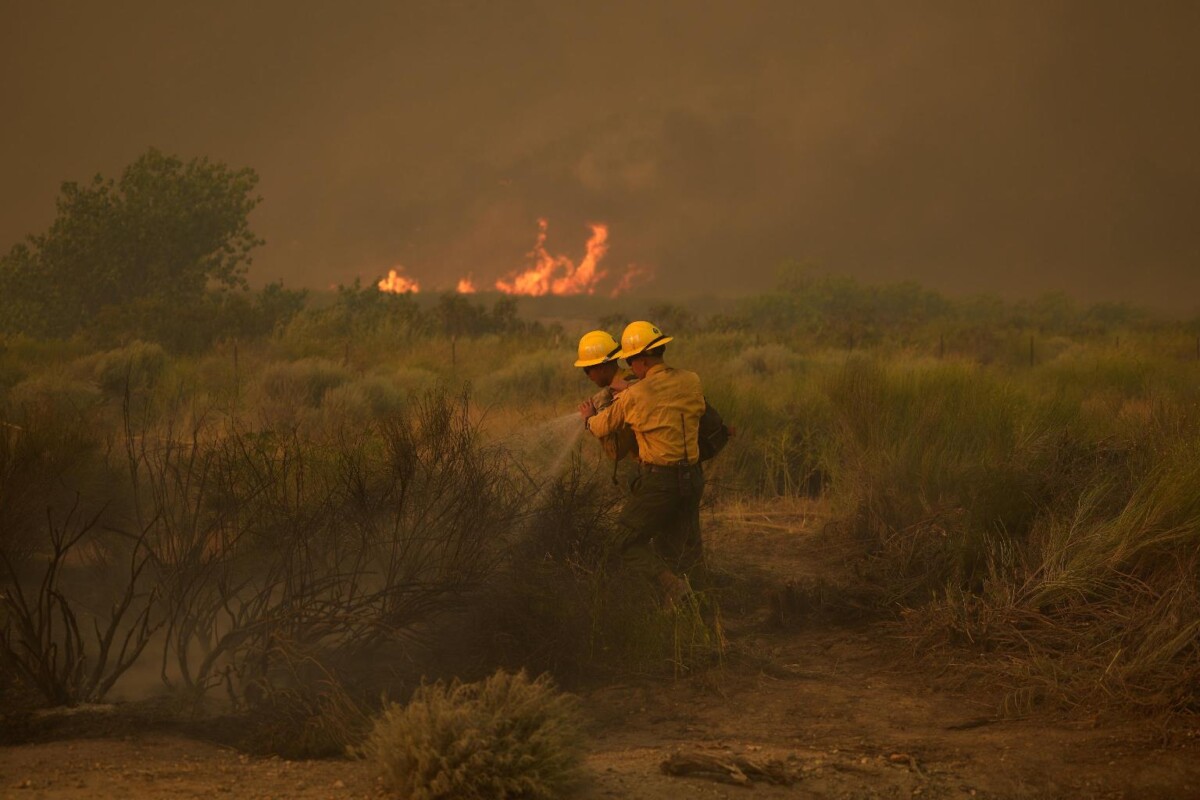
577;625;1200;799
3;501;1198;799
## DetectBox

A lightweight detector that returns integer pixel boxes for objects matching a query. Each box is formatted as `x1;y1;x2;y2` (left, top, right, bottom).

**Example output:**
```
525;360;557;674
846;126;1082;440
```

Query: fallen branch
660;751;796;787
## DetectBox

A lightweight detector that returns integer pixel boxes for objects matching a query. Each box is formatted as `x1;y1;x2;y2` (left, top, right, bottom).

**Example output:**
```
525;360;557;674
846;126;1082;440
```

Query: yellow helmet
574;330;622;368
618;321;673;359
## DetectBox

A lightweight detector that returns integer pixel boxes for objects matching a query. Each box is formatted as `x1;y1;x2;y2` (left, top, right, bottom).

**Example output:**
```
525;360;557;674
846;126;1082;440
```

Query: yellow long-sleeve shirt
586;364;705;466
591;377;639;461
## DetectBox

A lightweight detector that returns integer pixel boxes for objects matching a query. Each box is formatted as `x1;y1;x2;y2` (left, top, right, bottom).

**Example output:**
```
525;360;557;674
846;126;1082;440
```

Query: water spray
500;412;586;498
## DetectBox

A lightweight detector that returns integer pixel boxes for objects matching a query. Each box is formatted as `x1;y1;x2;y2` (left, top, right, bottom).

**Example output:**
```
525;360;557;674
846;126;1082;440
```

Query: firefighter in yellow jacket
578;321;705;601
574;330;638;463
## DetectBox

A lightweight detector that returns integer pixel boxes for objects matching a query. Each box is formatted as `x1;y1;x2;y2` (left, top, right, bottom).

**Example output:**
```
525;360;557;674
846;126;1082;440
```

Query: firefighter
574;330;638;463
578;321;706;603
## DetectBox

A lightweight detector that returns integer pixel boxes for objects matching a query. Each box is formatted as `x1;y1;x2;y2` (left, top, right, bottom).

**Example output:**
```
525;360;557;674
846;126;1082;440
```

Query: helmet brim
573;355;619;368
618;335;673;360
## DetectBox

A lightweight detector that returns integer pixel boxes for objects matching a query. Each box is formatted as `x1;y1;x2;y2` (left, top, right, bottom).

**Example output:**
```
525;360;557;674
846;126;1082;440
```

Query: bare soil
3;500;1198;799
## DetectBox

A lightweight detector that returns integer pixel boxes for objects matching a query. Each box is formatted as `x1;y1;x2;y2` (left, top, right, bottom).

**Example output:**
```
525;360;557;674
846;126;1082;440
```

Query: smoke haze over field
2;1;1199;308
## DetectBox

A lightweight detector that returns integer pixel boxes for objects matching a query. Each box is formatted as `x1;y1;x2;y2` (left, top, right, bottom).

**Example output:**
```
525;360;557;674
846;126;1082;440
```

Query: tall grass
821;354;1200;711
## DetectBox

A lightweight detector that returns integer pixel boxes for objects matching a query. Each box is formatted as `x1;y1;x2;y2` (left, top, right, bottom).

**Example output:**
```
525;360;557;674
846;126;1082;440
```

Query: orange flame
456;276;476;294
609;263;655;297
378;267;420;294
494;219;609;296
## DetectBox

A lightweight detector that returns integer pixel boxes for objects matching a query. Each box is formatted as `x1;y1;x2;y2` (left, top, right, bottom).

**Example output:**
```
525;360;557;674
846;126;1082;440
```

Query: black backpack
697;400;731;462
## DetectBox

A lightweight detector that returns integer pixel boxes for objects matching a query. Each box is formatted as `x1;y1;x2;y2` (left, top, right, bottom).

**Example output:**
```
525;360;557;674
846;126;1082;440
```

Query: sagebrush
359;669;584;800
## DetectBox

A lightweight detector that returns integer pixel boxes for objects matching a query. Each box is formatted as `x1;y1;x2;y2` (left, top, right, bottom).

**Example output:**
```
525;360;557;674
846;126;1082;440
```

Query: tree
434;292;489;339
0;148;263;338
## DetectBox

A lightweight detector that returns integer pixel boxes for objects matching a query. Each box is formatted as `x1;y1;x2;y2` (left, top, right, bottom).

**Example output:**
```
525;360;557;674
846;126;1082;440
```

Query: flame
374;220;652;297
609;263;655;297
494;219;609;296
378;267;420;294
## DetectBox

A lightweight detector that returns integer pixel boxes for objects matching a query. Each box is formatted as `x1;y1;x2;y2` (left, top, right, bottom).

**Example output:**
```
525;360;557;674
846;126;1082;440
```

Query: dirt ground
3;501;1199;800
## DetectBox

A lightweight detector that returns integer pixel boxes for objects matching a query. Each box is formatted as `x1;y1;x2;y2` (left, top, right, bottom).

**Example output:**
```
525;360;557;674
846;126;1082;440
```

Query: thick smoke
1;1;1198;307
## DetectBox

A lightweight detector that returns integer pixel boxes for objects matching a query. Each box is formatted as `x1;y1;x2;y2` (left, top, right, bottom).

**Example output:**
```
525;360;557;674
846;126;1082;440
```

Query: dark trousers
615;466;704;580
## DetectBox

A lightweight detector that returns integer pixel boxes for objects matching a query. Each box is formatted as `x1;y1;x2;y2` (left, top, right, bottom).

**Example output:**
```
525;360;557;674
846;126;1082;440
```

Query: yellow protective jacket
586;364;705;467
591;377;639;461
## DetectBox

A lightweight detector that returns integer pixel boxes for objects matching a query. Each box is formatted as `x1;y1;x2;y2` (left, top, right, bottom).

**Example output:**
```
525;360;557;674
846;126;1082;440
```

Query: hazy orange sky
2;1;1198;307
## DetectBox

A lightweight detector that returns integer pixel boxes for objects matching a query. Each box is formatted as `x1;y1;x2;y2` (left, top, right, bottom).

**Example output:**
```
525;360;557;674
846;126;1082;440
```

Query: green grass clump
359;670;584;800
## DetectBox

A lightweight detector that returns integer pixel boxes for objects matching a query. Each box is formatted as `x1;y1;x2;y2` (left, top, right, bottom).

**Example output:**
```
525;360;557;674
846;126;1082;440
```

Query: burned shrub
484;458;725;681
0;403;156;708
133;388;520;716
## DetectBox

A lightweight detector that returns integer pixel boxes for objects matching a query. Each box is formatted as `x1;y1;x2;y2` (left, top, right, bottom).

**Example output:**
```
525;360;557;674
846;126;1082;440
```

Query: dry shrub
484;459;726;680
235;654;372;759
359;669;584;800
91;340;169;395
730;343;800;377
258;357;349;407
6;372;102;415
0;402;158;709
814;355;1200;712
320;374;408;421
139;388;519;703
824;358;1087;604
475;351;576;405
909;446;1200;714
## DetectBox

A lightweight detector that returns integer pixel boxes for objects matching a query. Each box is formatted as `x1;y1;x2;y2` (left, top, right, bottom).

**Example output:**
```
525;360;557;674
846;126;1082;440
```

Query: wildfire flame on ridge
375;221;652;296
378;267;420;294
609;263;655;298
493;218;609;296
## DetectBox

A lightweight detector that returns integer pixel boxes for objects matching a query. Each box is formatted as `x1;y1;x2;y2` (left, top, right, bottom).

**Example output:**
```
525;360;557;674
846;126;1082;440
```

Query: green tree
0;148;262;337
434;292;489;339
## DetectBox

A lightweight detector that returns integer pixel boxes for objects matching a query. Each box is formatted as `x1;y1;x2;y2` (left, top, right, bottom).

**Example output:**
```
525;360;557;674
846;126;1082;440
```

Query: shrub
6;372;103;416
258;357;349;407
234;653;371;759
476;351;577;406
320;375;408;420
391;365;440;394
91;340;169;395
484;460;726;680
359;669;584;800
729;343;800;377
824;358;1056;603
144;388;520;704
0;406;155;707
911;436;1200;712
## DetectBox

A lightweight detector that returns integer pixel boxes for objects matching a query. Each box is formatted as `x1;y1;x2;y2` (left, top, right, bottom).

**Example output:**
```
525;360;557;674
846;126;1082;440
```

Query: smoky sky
2;1;1199;308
